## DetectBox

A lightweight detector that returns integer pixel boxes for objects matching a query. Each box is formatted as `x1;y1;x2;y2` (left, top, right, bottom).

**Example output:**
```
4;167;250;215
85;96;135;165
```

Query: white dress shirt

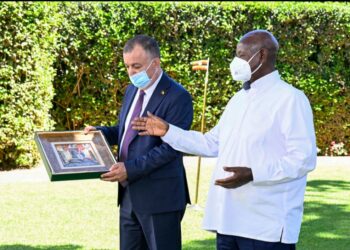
162;70;317;243
120;70;163;153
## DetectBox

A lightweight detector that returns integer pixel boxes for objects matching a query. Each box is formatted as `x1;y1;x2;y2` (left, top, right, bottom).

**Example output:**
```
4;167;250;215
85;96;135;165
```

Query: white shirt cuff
250;163;265;183
161;124;179;144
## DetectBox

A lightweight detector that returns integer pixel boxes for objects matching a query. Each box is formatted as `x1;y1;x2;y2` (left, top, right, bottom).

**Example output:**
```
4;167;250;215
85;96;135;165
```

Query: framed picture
34;130;117;181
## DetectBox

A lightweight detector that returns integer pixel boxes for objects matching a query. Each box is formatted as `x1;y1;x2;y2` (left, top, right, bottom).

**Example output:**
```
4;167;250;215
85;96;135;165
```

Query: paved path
0;156;348;184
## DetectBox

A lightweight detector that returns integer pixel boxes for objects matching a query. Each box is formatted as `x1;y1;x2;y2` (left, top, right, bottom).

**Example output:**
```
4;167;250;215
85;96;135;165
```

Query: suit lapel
127;73;171;145
142;73;171;117
118;86;138;145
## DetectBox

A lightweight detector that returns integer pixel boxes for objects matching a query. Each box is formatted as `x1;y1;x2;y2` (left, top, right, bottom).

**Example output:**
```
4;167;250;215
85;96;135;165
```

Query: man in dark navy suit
84;35;193;250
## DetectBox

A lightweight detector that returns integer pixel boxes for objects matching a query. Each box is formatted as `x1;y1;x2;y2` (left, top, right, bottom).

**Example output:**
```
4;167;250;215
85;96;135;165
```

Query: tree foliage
52;2;350;155
1;2;349;169
0;2;59;169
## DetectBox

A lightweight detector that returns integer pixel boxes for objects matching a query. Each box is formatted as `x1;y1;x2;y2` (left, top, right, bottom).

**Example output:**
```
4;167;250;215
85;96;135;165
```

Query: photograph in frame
34;130;116;181
52;142;104;169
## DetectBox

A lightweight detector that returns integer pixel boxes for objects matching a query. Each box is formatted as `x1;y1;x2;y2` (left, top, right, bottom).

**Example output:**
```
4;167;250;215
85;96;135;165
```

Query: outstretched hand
131;111;169;137
215;167;253;189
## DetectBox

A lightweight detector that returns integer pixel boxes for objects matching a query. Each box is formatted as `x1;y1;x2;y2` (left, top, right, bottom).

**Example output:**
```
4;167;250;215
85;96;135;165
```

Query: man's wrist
161;123;172;140
243;167;253;182
164;122;169;136
247;168;253;181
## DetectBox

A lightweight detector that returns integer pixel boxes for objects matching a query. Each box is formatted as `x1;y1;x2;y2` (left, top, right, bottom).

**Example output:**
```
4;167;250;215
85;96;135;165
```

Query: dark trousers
217;233;296;250
119;188;185;250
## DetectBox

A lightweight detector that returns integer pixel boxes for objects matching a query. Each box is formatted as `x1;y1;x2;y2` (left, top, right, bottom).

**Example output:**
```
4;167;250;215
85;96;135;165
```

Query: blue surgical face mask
130;60;155;89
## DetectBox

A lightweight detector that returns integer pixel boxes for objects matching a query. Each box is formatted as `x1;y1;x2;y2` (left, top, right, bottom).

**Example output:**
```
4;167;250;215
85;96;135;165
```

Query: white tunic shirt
162;70;317;243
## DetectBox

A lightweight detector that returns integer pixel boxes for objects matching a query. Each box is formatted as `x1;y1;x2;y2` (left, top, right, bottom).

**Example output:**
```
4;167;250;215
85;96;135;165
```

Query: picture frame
34;130;117;181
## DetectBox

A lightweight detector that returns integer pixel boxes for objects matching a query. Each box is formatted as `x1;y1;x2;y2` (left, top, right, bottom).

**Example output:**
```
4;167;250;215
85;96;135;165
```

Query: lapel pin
161;90;165;95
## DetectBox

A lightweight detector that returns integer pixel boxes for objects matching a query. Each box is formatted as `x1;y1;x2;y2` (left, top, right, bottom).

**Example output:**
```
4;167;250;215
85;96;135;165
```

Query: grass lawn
0;158;349;249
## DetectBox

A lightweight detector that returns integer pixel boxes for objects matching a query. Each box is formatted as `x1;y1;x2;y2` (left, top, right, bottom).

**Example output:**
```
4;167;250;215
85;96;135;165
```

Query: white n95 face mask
230;49;262;82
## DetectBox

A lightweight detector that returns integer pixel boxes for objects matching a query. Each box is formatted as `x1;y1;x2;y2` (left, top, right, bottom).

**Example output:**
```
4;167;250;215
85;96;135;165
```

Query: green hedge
1;2;349;169
0;2;59;170
52;2;350;156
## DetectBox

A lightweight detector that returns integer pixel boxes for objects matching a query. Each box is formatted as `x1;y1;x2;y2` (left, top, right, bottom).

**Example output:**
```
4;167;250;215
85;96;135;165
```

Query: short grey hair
123;34;160;59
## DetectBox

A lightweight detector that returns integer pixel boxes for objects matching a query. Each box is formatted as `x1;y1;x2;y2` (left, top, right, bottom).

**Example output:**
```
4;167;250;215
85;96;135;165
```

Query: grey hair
123;34;160;59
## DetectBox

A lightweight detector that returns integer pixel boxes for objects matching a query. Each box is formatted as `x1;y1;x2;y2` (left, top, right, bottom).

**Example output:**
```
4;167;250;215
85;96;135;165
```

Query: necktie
243;81;251;90
120;90;145;162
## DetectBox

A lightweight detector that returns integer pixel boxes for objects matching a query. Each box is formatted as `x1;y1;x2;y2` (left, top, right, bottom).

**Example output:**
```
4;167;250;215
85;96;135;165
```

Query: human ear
260;48;269;64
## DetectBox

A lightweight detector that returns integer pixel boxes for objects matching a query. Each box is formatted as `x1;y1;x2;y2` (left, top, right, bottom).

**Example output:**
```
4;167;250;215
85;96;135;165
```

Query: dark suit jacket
97;72;193;214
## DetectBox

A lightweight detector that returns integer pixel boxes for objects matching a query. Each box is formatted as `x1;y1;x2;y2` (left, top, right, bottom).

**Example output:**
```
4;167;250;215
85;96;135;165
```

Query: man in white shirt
132;30;317;250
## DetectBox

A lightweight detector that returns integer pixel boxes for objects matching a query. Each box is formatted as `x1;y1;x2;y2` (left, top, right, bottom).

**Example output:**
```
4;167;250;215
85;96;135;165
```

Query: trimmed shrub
1;2;349;170
52;2;350;155
0;2;59;170
51;2;129;130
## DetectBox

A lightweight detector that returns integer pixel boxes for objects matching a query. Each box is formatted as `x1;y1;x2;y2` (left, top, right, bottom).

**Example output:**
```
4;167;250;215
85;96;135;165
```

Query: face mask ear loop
145;59;155;72
251;63;263;75
148;59;159;81
247;49;261;64
248;49;262;75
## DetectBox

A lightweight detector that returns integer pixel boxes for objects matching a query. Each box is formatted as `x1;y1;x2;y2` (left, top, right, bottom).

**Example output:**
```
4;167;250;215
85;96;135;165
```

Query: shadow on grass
185;180;350;250
0;245;84;250
183;238;216;250
298;180;350;249
306;179;350;192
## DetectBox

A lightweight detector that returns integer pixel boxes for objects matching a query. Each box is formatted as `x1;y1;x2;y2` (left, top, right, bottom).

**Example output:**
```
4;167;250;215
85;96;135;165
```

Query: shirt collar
249;70;280;91
142;69;163;97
